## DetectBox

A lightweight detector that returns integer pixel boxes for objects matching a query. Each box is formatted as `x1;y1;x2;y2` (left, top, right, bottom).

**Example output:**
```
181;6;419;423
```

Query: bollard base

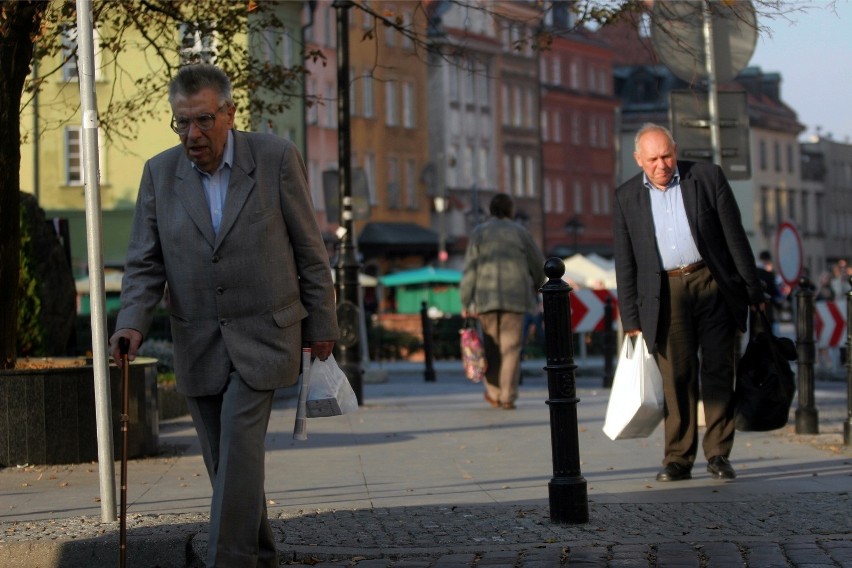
548;477;589;524
795;407;819;435
844;420;851;446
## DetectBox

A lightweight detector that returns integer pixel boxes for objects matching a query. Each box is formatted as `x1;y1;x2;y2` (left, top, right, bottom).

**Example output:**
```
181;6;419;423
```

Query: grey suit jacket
116;130;339;396
612;161;763;353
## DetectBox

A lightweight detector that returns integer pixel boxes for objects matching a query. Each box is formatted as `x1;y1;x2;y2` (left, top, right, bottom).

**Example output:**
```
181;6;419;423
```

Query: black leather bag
734;311;797;432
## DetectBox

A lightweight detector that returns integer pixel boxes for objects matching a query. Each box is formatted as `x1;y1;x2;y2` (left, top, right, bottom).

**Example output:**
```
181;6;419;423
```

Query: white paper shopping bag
602;333;664;440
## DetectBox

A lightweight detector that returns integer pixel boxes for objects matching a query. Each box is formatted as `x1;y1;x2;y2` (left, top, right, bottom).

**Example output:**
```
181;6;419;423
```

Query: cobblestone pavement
3;494;850;566
2;359;850;567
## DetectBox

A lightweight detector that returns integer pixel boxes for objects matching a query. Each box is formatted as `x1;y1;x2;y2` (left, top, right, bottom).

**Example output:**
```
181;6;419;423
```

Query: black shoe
656;463;692;482
707;456;736;480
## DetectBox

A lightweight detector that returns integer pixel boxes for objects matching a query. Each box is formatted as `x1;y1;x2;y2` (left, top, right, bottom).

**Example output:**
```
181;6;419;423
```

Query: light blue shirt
645;170;702;271
194;130;234;236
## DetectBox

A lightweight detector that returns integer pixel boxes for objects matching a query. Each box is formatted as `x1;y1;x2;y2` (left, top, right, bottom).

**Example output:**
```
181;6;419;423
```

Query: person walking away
612;123;765;482
755;250;784;333
109;64;339;567
460;193;545;410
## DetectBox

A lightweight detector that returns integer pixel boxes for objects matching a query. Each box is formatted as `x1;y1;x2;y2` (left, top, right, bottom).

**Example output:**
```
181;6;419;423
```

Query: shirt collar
643;168;681;191
192;130;234;176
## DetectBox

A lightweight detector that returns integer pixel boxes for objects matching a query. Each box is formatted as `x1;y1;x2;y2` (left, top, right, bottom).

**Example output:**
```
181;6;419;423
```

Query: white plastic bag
306;354;359;418
602;334;664;440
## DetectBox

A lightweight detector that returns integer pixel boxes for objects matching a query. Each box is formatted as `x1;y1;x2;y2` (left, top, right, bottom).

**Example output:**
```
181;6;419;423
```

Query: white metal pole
75;0;116;522
703;2;723;166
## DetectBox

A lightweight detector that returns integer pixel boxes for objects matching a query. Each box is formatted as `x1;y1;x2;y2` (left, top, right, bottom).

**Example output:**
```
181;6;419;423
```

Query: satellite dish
651;0;757;83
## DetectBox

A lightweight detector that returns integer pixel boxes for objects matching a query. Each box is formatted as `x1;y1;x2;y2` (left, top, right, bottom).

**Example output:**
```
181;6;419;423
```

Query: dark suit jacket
612;161;764;353
116;130;339;396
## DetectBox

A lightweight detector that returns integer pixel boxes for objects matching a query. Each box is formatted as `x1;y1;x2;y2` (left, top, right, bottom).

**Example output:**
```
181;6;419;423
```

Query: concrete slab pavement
1;357;850;567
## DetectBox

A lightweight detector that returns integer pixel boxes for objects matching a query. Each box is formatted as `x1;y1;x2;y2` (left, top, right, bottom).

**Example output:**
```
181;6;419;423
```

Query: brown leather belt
666;260;706;277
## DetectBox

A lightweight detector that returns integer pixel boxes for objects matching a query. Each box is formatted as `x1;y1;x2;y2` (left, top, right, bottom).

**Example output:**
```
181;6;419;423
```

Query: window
325;83;336;128
513;86;522;127
573;181;583;213
553;111;562;143
759;139;767;171
501;84;509;125
61;25;101;81
402;82;414;128
513;155;523;196
591;181;601;214
552;56;561;85
541;110;549;141
800;191;809;233
773;141;781;172
405;159;417;209
556;179;565;213
787;143;795;173
65;127;83;185
525;88;535;128
180;21;218;64
449;62;460;102
307;79;319;125
477;67;490;108
362;74;374;118
571;113;581;145
525;156;535;197
570;61;580;89
402;12;413;49
308;160;323;211
589;116;598;147
387;157;400;209
463;145;473;185
385;81;398;126
463;68;475;105
364;153;376;205
544;179;552;210
478;147;488;186
601;182;611;213
65;126;104;186
760;186;770;232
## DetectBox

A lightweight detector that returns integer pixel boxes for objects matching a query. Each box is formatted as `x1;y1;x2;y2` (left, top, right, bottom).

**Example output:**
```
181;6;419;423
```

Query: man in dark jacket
613;123;765;482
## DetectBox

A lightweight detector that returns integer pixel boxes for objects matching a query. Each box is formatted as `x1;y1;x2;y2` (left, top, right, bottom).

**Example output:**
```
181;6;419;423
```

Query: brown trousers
655;267;737;467
478;311;524;405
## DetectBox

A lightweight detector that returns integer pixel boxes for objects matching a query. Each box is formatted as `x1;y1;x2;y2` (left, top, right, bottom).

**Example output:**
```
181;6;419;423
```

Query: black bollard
795;276;819;434
602;296;615;388
421;301;436;382
540;257;589;524
845;276;852;446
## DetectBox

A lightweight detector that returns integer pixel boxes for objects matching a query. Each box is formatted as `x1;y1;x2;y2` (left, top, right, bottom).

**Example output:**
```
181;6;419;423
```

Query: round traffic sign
775;221;803;287
651;0;757;83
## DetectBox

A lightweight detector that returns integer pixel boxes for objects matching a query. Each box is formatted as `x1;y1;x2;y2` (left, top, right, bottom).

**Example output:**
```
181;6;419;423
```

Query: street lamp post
333;0;363;404
565;216;584;255
434;195;447;266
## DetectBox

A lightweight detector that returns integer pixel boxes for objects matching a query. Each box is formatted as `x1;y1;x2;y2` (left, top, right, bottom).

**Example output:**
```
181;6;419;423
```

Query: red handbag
459;318;487;382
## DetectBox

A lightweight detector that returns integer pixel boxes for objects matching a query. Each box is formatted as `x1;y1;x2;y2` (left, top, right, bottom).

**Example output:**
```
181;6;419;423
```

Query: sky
749;0;852;142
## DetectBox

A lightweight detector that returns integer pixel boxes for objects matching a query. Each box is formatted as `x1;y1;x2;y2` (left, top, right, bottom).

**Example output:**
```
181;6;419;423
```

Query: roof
379;266;462;287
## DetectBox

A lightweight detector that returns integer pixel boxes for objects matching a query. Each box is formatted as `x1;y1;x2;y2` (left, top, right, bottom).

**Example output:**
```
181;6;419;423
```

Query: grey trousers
186;371;278;567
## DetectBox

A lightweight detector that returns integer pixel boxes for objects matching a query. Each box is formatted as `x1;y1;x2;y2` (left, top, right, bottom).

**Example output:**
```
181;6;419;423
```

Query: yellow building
19;2;306;277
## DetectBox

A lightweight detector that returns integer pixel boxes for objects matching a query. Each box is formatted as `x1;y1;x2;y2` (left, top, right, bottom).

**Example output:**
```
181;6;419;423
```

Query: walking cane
118;337;131;568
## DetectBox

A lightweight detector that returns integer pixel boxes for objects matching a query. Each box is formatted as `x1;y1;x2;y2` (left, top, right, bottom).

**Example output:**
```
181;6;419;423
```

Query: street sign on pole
670;90;751;180
775;221;803;287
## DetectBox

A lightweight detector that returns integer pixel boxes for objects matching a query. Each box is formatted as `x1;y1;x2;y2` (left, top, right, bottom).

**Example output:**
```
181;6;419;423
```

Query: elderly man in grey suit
613;123;764;483
109;64;339;567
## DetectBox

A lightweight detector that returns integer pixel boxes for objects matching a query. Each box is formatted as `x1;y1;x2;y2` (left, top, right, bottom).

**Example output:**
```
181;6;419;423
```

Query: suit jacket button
212;255;220;263
216;287;224;295
219;319;228;326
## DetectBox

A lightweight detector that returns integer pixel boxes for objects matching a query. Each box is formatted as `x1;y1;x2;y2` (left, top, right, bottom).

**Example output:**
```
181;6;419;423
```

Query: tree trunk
0;2;48;368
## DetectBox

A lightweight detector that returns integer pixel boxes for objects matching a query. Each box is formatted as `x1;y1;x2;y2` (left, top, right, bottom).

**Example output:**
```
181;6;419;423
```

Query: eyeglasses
170;104;227;135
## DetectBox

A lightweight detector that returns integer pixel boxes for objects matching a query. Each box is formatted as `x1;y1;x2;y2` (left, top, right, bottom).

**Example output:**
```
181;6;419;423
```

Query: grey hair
168;64;233;107
634;123;675;153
